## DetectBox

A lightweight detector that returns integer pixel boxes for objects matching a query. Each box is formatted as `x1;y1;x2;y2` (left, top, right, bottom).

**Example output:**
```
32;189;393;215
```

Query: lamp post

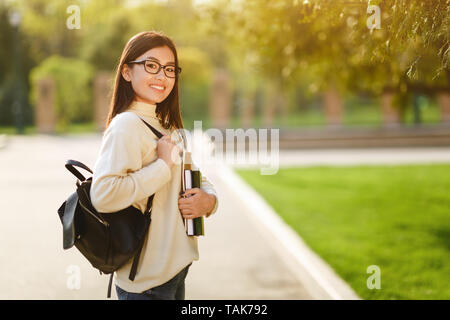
9;9;25;134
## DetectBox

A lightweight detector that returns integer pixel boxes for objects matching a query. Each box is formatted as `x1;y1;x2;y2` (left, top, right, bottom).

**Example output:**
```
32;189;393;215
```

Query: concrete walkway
0;134;313;299
2;134;447;299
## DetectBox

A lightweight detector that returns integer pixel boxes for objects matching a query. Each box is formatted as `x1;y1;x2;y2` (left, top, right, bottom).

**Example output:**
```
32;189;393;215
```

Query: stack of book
181;152;205;236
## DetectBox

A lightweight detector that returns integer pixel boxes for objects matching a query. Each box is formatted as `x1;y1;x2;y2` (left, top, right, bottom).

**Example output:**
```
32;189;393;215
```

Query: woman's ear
121;64;131;82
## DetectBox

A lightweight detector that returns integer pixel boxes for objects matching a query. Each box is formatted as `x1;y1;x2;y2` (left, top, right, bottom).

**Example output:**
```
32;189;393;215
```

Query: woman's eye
166;67;175;72
147;62;158;69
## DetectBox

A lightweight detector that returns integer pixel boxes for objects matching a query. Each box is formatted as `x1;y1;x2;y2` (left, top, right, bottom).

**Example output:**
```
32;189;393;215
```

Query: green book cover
190;170;204;236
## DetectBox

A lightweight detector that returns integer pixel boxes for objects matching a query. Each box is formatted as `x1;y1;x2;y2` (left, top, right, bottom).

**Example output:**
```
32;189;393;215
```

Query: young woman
90;31;218;300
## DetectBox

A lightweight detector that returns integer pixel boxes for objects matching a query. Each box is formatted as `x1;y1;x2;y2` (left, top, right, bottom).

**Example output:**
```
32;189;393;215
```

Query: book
182;152;205;236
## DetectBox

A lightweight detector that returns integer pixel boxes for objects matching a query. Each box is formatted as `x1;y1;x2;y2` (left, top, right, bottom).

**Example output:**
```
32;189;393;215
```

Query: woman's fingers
161;134;177;144
180;209;196;218
178;204;191;210
178;197;193;205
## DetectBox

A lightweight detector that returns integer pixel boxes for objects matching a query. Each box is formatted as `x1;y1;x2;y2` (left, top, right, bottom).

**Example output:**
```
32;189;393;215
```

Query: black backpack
57;118;163;298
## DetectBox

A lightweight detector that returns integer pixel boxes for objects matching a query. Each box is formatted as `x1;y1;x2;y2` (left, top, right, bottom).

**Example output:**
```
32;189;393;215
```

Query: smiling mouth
150;84;165;92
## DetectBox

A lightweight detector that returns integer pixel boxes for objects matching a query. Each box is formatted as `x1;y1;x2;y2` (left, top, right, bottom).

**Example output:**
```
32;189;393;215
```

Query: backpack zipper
78;195;109;227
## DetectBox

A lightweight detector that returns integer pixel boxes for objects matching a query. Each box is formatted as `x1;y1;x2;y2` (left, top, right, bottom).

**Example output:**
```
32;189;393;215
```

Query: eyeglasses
127;59;182;78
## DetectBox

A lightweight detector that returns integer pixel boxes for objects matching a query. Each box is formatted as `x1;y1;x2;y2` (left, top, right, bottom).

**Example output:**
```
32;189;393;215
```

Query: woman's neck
134;96;156;106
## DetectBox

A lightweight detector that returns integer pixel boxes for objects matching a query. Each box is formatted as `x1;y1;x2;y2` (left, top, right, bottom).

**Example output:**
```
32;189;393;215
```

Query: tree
201;0;450;122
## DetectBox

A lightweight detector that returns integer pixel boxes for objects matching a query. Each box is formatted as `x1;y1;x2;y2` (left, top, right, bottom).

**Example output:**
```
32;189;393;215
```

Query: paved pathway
0;134;312;299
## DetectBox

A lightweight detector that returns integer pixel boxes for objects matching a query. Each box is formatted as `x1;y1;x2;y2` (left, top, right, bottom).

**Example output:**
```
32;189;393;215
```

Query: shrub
29;55;94;131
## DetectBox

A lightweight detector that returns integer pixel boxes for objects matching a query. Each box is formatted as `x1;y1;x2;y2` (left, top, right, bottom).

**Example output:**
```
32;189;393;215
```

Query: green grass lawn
236;164;450;300
184;102;441;129
0;122;98;135
0;125;37;135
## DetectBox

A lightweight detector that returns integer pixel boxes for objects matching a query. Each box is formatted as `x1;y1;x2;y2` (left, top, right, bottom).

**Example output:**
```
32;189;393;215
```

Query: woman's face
121;45;177;105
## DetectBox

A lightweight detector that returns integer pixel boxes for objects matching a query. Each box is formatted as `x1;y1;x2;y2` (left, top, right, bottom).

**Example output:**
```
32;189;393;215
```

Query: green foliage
204;0;449;101
29;55;94;131
0;5;15;86
18;0;82;63
0;2;34;127
2;0;449;128
178;46;213;122
78;0;132;71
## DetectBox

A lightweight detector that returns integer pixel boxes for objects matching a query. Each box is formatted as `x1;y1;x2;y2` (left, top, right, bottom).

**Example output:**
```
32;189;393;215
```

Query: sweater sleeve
90;121;172;213
201;173;218;217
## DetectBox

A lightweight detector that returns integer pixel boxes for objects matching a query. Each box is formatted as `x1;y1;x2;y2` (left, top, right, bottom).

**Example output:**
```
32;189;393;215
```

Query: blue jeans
115;263;192;300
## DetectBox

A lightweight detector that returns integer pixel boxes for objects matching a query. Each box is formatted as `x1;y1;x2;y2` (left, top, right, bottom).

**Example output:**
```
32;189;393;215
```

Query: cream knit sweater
90;100;218;293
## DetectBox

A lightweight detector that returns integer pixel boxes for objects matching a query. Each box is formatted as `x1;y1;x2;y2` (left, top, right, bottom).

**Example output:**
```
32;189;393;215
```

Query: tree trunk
323;86;343;126
240;90;255;129
209;68;233;129
381;89;401;126
437;91;450;123
263;81;285;128
35;77;56;134
94;71;113;132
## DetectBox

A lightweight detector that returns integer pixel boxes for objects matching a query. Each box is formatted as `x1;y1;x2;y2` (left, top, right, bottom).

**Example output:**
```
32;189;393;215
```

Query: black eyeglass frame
127;59;182;78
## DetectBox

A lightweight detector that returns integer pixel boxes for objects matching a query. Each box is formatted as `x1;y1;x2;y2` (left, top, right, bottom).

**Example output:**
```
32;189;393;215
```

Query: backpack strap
107;273;114;299
139;118;164;139
128;194;154;281
65;160;93;182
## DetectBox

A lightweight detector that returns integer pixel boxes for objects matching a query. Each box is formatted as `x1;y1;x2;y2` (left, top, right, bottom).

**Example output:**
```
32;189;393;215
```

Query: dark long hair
105;31;183;130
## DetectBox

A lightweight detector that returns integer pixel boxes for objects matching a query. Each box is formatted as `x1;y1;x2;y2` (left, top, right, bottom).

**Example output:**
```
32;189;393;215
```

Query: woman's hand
178;188;216;219
157;135;181;169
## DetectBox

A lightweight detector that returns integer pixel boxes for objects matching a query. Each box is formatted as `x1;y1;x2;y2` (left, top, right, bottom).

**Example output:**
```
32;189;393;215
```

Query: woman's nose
155;69;165;80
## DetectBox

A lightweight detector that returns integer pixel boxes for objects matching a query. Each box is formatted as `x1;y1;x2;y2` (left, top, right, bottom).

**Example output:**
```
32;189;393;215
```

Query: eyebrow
145;56;176;66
